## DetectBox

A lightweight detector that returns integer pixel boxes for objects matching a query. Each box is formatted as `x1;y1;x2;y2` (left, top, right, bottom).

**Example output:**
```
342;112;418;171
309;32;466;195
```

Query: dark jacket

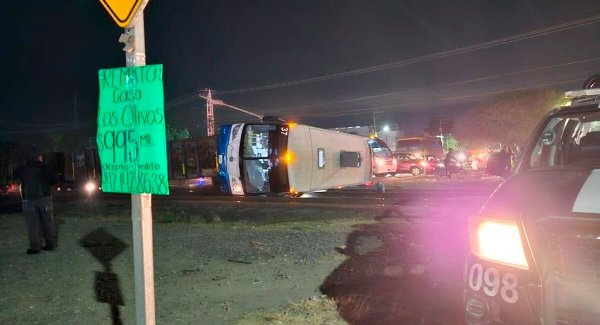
14;161;59;200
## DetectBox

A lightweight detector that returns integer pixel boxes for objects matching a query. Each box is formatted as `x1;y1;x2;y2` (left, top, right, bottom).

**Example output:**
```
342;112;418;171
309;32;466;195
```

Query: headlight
420;161;428;167
84;181;97;193
230;178;244;195
471;218;529;269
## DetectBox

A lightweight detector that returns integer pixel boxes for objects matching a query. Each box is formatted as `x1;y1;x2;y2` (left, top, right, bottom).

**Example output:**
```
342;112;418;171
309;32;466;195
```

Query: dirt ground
0;192;484;325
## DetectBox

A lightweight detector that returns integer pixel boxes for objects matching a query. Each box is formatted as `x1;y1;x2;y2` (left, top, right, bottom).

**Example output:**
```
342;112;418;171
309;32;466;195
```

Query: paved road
42;173;501;210
320;174;501;324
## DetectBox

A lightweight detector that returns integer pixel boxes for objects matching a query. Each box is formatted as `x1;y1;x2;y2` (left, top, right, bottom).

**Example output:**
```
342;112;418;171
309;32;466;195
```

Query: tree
0;141;24;183
166;123;190;141
454;88;565;148
44;130;81;152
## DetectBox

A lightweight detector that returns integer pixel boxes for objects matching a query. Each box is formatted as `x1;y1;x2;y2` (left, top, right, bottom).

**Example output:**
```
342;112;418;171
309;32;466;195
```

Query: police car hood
484;168;600;219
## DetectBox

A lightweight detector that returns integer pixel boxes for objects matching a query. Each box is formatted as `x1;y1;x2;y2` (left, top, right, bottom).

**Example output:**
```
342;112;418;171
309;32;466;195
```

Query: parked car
394;153;435;176
486;151;512;177
0;181;20;196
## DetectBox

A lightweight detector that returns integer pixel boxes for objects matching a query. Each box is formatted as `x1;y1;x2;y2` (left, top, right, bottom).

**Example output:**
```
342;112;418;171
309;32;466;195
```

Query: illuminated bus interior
240;124;289;194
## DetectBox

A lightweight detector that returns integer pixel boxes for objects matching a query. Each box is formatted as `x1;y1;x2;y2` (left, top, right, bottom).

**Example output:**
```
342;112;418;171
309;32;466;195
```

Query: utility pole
372;112;377;135
372;111;384;137
122;2;155;325
205;89;215;136
439;119;447;152
74;94;81;149
99;2;162;324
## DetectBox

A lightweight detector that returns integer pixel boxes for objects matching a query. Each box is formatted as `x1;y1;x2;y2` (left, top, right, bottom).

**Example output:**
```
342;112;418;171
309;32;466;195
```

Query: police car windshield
528;111;600;169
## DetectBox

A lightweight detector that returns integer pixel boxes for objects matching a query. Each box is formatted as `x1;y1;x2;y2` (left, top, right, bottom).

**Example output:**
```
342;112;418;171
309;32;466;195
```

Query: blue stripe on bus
217;125;232;193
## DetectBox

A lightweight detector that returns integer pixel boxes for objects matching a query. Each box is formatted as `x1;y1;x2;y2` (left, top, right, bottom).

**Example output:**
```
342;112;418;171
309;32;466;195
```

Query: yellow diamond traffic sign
99;0;144;28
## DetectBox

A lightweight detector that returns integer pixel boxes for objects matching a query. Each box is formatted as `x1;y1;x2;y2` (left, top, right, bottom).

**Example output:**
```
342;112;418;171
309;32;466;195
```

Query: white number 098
468;263;519;304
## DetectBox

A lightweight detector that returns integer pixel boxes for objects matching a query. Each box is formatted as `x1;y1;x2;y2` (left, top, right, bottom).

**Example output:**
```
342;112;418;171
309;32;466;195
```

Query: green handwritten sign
96;64;169;195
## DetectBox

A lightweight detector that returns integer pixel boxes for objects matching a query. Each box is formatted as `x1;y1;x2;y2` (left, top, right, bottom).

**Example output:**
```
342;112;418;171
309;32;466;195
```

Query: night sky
2;0;600;142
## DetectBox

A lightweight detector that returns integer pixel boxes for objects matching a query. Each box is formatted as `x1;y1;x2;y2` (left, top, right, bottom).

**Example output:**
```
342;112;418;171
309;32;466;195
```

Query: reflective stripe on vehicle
572;169;600;213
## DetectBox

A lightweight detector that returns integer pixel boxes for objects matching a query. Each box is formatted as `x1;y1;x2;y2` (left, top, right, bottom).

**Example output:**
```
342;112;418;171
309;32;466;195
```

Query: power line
5;75;590;136
258;56;600;115
163;13;600;108
278;72;593;120
215;13;600;95
9;62;593;135
14;59;596;135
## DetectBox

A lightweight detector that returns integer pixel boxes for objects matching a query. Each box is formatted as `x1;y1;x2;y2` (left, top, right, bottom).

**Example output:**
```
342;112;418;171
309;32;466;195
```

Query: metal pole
199;95;263;121
206;90;215;136
439;119;445;152
124;2;155;325
372;112;377;135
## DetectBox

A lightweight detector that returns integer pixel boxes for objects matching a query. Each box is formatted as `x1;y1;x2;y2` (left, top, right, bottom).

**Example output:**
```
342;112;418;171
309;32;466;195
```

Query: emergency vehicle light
564;89;600;98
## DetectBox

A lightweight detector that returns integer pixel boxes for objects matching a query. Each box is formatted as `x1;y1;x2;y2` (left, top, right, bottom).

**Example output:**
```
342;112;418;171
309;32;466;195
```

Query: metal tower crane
200;90;263;136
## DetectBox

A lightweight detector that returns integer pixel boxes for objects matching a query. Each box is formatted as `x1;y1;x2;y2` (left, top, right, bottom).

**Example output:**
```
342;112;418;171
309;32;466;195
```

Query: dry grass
233;297;346;325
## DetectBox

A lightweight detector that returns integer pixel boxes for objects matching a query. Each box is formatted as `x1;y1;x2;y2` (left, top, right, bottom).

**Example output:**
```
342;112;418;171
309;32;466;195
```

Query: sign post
97;1;164;325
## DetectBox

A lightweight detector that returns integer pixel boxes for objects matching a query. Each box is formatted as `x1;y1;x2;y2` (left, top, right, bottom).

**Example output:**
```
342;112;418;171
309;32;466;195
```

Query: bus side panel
304;127;371;192
287;125;313;192
314;127;371;190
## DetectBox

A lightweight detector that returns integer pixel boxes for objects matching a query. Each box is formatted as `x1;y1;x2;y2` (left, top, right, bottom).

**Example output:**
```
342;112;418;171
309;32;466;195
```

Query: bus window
317;148;326;168
242;159;271;193
242;124;276;158
240;124;278;194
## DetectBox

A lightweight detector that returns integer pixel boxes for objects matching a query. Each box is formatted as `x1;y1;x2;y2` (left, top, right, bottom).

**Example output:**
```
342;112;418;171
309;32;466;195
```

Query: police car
464;76;600;325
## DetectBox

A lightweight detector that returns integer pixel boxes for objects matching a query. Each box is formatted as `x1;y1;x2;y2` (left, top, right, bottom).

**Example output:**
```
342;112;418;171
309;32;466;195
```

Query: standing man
500;146;513;177
443;148;456;178
14;148;59;255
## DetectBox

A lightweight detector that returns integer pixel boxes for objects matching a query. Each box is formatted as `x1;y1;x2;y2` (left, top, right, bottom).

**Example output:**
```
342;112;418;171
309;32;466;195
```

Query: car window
528;111;600;169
